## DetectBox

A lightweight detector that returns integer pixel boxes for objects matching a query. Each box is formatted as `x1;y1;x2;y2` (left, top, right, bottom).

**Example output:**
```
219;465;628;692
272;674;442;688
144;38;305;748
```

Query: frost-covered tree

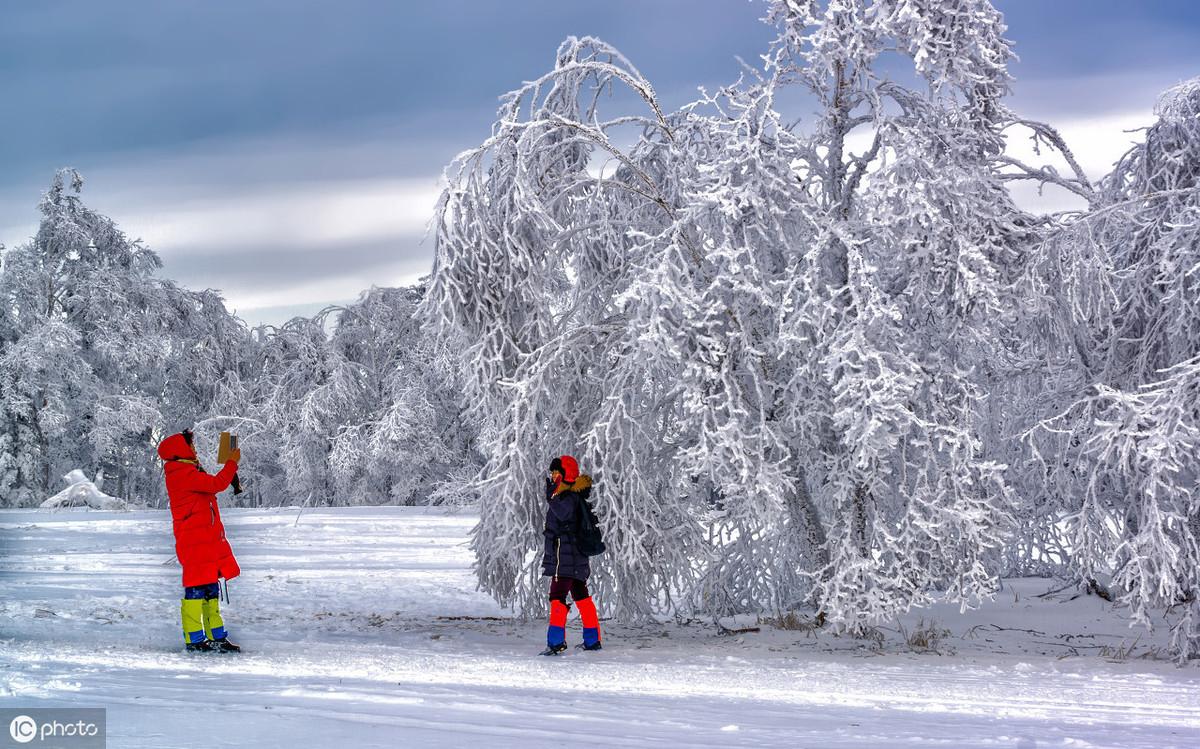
429;0;1027;626
0;170;250;507
760;0;1027;627
240;314;339;506
238;285;479;508
325;285;482;506
1026;78;1200;661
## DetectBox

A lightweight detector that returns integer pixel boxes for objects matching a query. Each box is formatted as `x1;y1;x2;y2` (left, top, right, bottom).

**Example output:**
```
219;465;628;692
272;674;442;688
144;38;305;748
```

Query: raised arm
184;460;240;494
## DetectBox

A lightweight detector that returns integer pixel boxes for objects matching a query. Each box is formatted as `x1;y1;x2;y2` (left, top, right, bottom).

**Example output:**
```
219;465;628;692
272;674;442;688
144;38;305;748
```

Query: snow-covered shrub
40;469;129;511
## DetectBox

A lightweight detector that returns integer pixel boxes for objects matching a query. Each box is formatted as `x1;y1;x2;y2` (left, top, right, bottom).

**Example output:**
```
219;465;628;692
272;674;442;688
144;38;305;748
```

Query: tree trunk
787;465;830;570
851;483;871;558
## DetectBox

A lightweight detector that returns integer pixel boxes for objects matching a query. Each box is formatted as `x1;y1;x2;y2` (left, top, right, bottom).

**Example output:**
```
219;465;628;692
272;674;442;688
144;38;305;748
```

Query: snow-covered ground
1;507;1198;748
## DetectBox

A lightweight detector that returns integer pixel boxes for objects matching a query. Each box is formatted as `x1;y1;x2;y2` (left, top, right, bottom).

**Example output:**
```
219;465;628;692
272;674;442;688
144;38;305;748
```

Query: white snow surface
1;506;1198;748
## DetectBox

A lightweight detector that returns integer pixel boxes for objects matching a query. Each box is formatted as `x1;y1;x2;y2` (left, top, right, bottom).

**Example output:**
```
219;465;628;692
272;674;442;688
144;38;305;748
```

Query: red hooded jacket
158;433;241;587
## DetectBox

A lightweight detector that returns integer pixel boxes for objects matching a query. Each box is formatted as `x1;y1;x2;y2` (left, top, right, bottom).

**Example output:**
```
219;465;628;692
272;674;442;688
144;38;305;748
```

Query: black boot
210;637;241;653
185;640;216;653
539;642;568;656
576;641;603;651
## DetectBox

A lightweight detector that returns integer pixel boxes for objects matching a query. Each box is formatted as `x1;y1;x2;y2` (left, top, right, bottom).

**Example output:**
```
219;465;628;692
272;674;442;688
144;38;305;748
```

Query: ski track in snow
2;507;1198;748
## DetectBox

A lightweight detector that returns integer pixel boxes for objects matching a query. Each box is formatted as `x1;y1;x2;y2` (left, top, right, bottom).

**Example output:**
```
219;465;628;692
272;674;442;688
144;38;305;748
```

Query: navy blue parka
541;475;593;581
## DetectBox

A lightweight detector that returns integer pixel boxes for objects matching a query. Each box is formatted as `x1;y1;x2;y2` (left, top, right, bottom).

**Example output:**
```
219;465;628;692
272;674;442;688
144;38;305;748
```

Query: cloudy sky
1;1;1198;325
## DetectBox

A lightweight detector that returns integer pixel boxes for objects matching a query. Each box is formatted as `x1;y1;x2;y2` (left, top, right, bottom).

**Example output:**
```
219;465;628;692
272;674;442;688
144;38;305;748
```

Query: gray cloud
0;2;773;178
161;237;427;290
1007;69;1200;121
0;124;445;319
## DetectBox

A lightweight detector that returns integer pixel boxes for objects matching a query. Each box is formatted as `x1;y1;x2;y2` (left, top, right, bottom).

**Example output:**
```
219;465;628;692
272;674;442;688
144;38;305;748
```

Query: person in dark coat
158;429;242;653
541;454;602;655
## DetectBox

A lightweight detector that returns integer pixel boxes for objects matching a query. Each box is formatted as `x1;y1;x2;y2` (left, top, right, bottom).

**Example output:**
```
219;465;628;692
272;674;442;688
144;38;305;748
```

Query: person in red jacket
158;429;242;653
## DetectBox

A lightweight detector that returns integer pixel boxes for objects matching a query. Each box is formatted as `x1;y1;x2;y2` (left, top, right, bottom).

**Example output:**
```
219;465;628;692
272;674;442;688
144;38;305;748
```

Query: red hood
158;433;196;462
559;454;579;483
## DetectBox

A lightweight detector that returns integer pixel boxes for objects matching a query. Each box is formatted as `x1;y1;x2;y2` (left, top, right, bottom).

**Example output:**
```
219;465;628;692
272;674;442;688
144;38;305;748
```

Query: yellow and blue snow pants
181;582;226;643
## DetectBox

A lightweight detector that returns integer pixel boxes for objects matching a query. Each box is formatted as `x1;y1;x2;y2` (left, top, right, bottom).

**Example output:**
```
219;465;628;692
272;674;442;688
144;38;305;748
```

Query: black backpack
574;494;606;556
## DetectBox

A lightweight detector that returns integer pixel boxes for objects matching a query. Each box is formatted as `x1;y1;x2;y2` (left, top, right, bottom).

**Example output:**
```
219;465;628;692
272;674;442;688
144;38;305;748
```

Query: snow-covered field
2;507;1198;748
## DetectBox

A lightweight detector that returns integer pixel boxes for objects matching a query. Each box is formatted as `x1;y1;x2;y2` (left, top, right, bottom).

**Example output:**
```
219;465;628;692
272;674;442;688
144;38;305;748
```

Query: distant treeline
0;170;481;511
